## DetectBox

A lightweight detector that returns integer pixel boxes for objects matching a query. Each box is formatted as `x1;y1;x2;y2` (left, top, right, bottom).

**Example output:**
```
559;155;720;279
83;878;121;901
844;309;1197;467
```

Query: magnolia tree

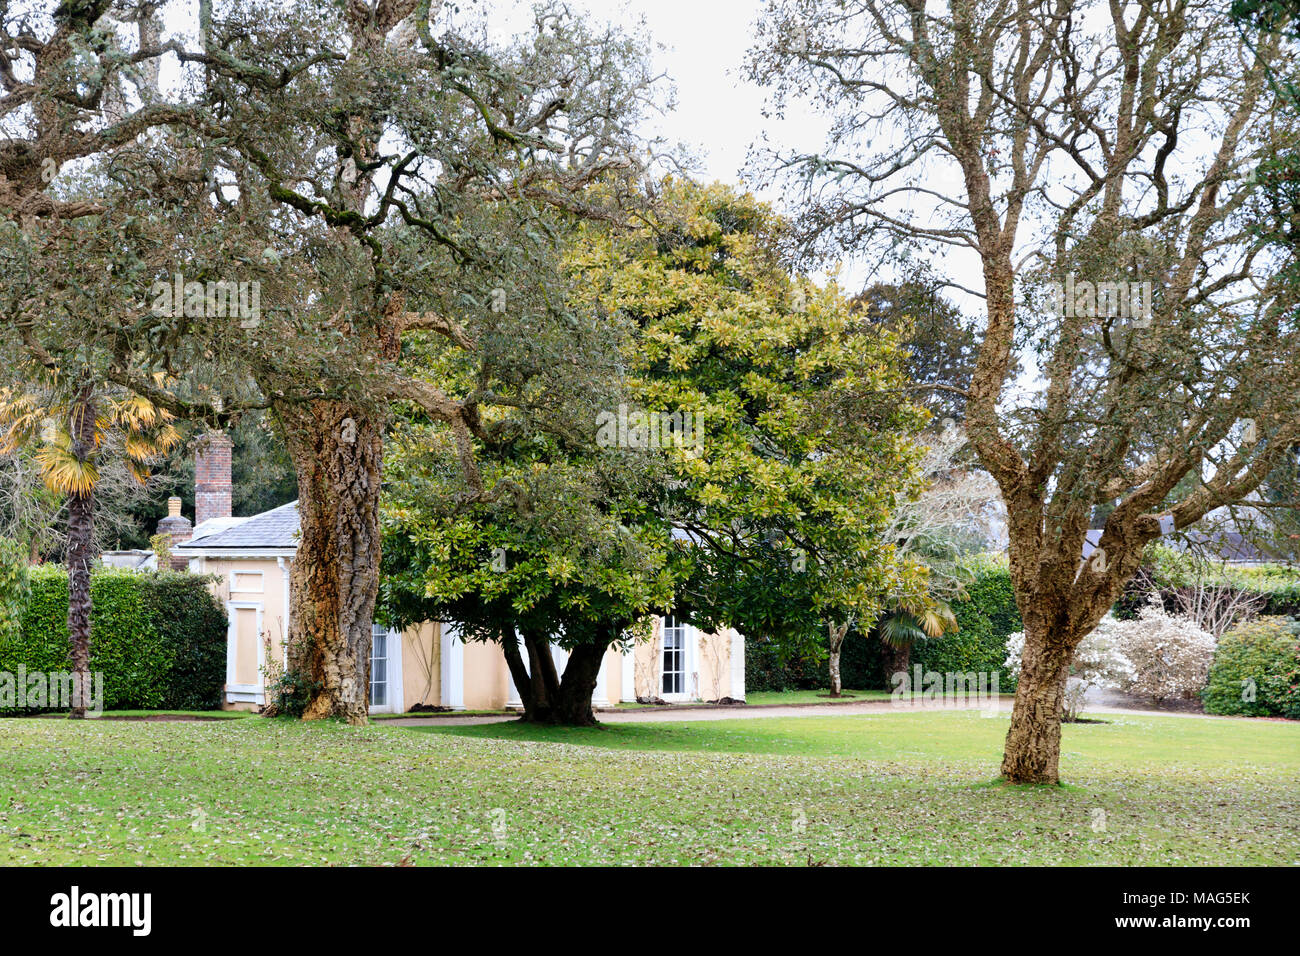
1113;601;1217;705
382;181;930;721
572;182;930;700
751;0;1300;782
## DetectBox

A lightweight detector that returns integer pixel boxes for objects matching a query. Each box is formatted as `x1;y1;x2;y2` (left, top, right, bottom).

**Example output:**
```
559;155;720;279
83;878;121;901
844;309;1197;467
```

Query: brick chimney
155;496;192;571
195;432;234;527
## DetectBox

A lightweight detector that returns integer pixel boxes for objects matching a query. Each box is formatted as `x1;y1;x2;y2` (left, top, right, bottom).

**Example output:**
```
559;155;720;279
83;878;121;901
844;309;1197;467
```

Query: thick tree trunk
65;389;96;720
553;643;606;726
515;630;607;726
279;401;384;725
828;648;842;696
1000;623;1071;784
520;626;559;721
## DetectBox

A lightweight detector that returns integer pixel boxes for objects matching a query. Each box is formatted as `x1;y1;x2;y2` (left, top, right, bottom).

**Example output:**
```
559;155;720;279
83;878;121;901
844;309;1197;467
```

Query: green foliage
1;566;226;713
572;180;930;654
912;555;1021;688
745;555;1019;691
384;181;929;659
1203;616;1300;718
265;668;319;719
1118;545;1300;618
0;536;30;640
745;629;887;692
140;573;229;710
853;277;984;423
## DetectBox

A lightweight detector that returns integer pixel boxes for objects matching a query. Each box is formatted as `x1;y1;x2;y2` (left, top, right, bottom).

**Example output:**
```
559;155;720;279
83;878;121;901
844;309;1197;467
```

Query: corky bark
279;401;385;724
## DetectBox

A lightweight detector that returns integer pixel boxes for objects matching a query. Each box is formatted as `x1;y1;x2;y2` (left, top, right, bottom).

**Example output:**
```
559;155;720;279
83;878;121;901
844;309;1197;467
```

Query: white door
661;615;692;701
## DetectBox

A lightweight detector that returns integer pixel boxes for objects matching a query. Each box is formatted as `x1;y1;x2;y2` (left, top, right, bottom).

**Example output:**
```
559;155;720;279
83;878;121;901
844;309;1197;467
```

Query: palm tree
876;596;960;684
0;376;179;717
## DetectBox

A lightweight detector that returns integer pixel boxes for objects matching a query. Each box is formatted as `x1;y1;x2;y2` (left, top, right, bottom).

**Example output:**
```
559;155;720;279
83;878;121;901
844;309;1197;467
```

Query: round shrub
1202;616;1300;718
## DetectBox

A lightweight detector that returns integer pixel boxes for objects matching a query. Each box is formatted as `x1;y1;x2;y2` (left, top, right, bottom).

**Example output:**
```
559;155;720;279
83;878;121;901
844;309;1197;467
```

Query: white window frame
660;614;695;701
369;624;404;715
228;569;265;594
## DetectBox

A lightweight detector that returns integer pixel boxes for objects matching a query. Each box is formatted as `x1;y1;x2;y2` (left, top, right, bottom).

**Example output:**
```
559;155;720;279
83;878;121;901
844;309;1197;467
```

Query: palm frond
34;446;100;495
878;612;927;649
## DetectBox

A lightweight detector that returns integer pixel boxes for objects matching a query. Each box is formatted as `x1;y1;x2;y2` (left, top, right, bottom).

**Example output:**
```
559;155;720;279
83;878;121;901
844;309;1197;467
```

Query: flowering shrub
1113;600;1216;704
1005;618;1132;720
1006;602;1214;714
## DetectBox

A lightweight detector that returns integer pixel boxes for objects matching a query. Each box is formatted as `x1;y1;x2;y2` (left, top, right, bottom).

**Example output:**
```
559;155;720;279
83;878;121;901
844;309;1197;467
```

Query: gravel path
384;693;1231;728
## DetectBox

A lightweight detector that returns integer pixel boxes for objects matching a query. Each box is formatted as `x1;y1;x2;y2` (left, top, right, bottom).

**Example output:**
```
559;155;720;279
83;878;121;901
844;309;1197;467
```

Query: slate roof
179;501;301;551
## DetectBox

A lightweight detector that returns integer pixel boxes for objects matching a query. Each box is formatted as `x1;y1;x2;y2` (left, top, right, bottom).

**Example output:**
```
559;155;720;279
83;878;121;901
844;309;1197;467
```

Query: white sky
485;0;810;191
478;0;985;306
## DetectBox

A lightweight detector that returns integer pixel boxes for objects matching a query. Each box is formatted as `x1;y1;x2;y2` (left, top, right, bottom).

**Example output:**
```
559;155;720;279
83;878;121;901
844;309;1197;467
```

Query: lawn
728;688;895;706
0;711;1295;865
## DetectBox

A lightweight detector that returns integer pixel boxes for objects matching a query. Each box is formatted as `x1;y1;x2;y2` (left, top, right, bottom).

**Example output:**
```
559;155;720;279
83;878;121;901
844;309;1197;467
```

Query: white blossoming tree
1114;602;1217;706
1006;619;1132;722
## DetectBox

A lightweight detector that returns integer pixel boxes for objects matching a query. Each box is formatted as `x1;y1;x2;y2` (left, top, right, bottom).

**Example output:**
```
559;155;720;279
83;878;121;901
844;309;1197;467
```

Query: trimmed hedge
141;573;230;710
744;629;887;693
0;566;227;713
1202;616;1300;718
745;555;1022;692
913;556;1021;690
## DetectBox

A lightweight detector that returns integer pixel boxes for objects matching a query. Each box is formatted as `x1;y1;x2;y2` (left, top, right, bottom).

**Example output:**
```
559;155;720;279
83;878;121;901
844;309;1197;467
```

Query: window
371;624;388;708
662;615;686;695
230;570;264;593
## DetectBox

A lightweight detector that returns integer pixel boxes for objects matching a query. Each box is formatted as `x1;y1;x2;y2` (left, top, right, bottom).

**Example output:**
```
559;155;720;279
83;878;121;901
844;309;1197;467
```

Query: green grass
89;710;253;720
744;688;903;706
0;711;1295;865
614;689;949;707
370;709;508;720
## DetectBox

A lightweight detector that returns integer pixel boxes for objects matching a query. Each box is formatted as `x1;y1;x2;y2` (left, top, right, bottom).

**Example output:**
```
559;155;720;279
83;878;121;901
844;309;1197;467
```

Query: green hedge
1202;616;1300;718
745;555;1022;693
0;566;227;713
141;573;230;710
744;629;887;692
913;556;1021;689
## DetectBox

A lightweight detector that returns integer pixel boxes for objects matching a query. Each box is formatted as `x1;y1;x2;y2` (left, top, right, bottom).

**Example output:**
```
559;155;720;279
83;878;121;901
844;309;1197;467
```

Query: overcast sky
485;0;814;192
480;0;987;309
